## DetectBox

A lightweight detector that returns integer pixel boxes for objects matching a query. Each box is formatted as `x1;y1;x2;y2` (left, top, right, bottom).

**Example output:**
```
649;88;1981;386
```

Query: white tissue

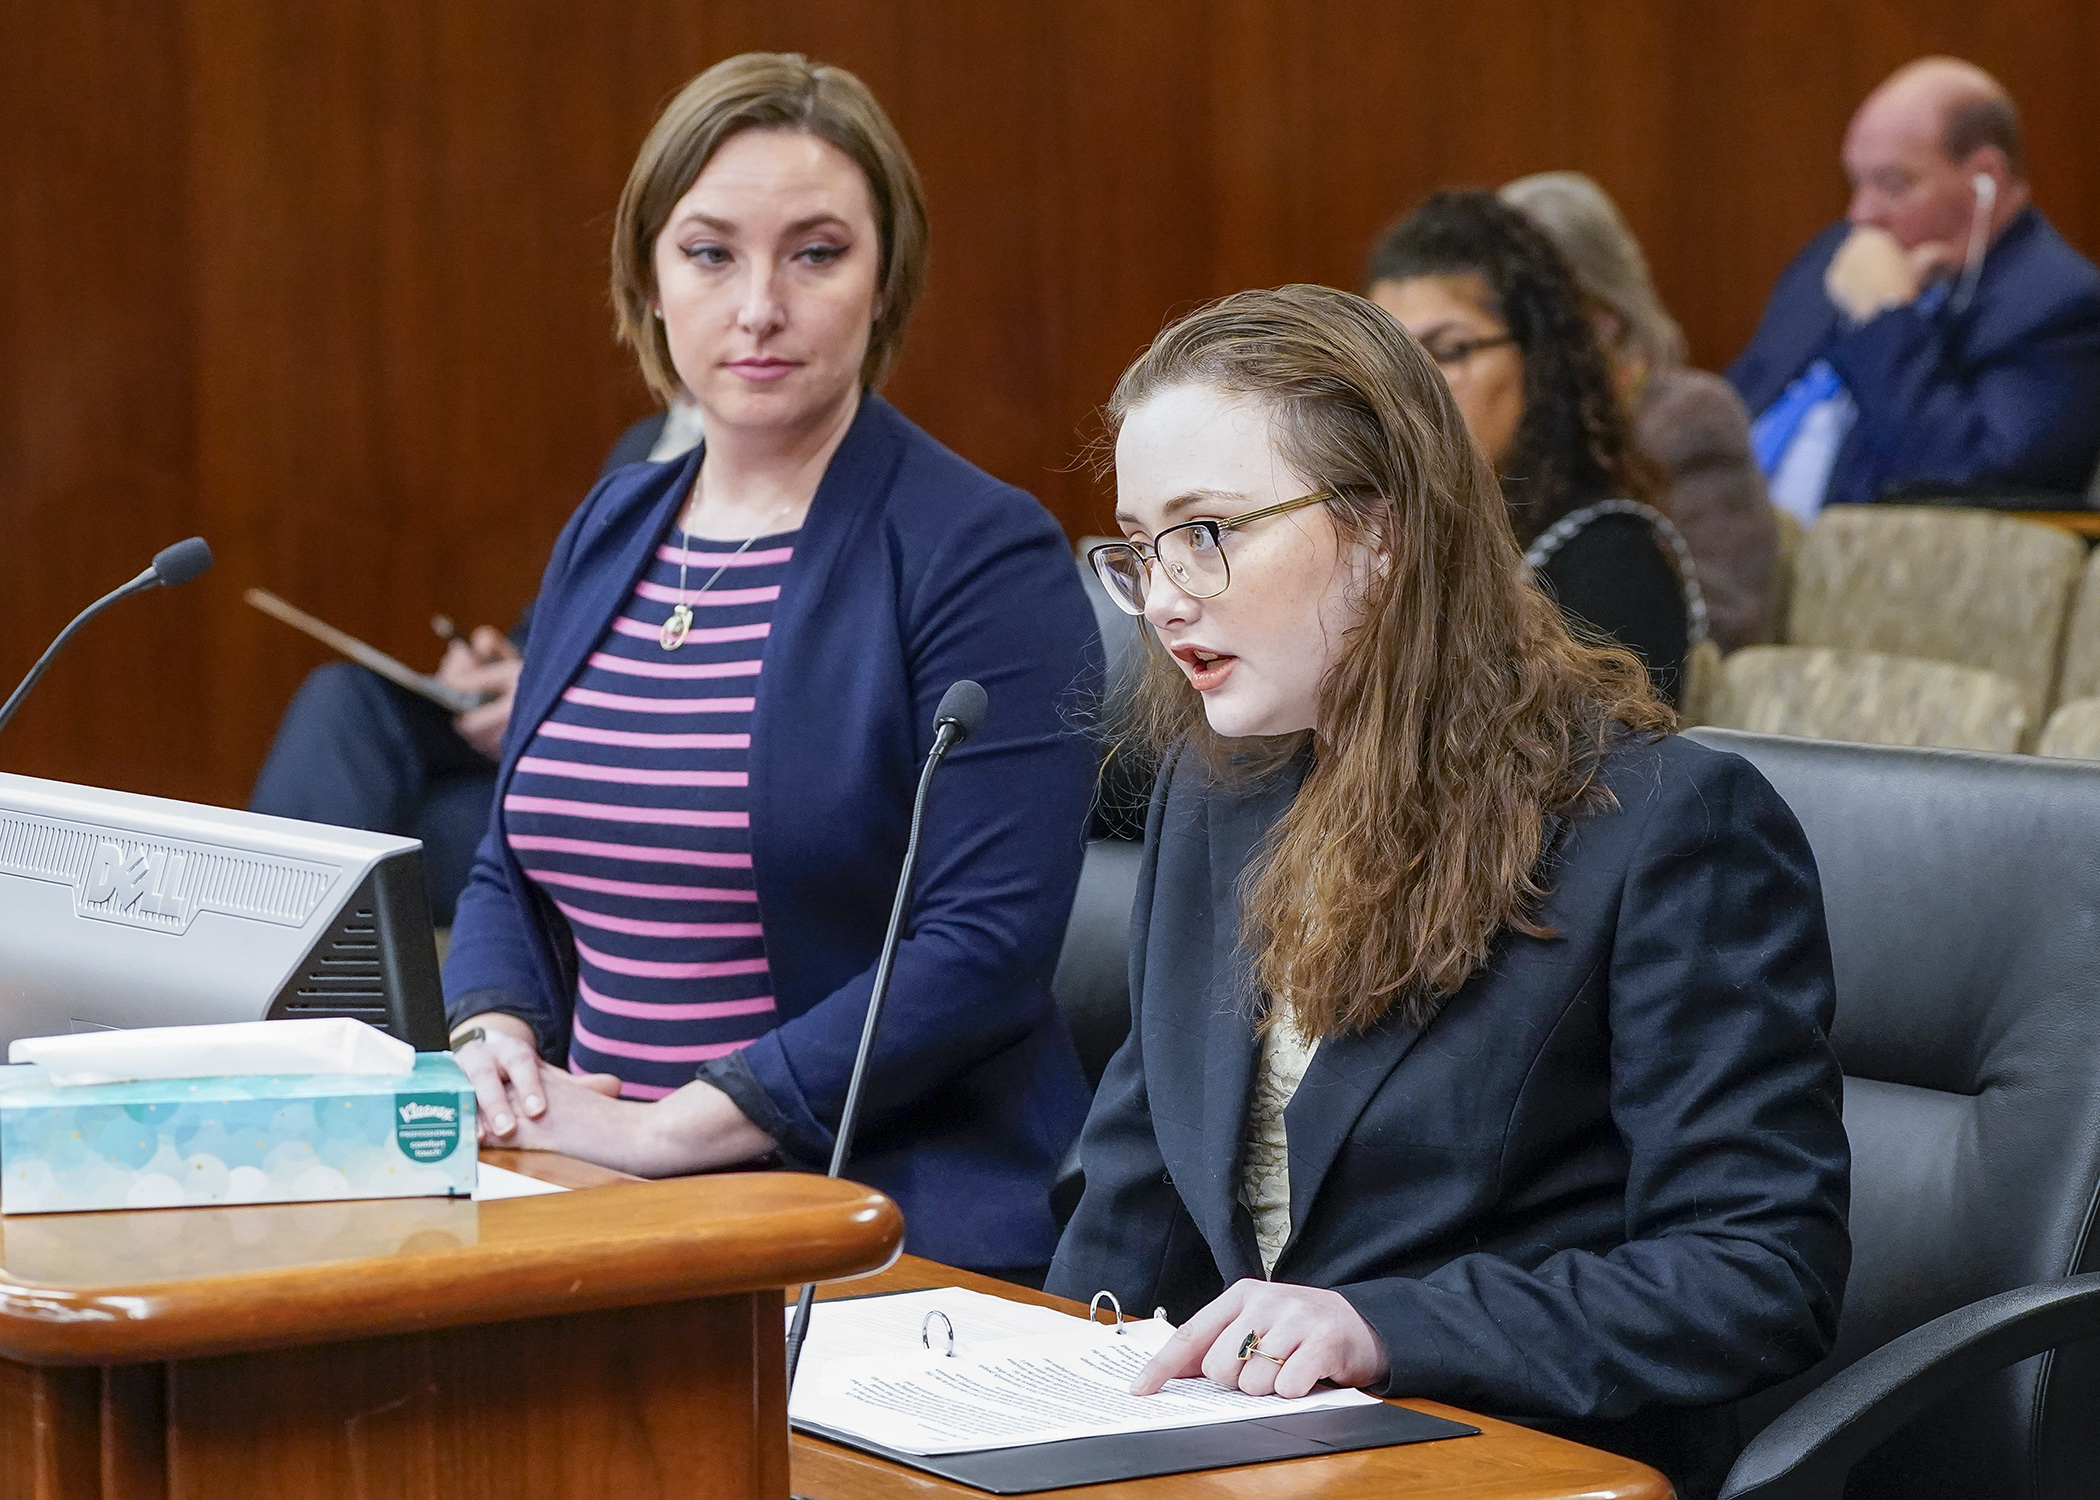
7;1017;416;1087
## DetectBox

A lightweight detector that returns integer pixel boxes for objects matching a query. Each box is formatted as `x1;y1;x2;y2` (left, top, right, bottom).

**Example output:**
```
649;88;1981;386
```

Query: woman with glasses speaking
1055;286;1847;1500
441;53;1098;1282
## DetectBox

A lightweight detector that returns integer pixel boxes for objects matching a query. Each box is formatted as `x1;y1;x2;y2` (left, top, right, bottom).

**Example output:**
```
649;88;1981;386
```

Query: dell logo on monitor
81;840;192;925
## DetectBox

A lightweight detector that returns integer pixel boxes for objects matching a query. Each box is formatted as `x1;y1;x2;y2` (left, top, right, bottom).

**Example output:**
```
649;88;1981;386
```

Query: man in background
1729;57;2100;522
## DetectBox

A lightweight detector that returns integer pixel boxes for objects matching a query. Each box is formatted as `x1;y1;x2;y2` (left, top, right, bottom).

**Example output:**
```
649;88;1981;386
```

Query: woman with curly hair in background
1368;191;1700;702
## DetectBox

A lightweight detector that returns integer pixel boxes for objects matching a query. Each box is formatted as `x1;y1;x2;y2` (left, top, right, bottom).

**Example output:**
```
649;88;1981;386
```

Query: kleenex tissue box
0;1053;477;1214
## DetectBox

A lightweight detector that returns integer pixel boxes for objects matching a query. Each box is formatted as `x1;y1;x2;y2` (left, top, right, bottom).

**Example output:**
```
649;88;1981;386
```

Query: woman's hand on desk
453;1012;547;1141
1130;1279;1389;1400
499;1067;777;1178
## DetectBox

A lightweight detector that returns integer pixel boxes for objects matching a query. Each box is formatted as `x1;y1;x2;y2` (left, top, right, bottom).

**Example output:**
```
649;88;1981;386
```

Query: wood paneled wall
5;1;2098;807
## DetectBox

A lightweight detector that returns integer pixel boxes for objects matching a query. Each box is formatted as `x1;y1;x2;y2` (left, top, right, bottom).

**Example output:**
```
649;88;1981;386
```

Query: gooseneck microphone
784;679;990;1395
0;537;215;738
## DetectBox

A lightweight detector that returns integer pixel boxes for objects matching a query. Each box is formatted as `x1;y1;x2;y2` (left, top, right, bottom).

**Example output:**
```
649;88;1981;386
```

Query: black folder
795;1401;1478;1493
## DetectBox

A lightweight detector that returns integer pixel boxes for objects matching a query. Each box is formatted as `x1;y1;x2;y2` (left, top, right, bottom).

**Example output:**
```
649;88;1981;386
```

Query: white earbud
1950;174;1997;315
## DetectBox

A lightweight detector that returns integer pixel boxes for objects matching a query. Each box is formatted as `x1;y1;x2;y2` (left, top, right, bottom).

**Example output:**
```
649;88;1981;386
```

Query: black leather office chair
1053;836;1142;1091
1049;551;1148;1219
1685;729;2100;1500
1052;548;1147;1087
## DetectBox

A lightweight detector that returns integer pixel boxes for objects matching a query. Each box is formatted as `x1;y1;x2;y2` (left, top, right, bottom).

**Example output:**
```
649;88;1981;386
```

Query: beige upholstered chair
1766;506;1804;644
2052;546;2100;710
2038;696;2100;761
1786;507;2083;732
1676;637;1723;726
1704;645;2029;753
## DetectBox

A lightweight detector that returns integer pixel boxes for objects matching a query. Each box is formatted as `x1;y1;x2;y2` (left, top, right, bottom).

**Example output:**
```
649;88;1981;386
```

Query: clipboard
790;1290;1478;1494
797;1402;1477;1493
244;588;494;716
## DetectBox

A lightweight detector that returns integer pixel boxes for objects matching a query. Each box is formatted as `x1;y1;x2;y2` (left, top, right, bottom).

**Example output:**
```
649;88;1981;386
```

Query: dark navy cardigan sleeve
441;472;603;1050
725;456;1100;1162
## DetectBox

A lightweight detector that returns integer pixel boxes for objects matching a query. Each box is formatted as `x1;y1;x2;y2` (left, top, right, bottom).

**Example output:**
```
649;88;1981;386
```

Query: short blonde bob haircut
1499;171;1686;380
610;52;929;402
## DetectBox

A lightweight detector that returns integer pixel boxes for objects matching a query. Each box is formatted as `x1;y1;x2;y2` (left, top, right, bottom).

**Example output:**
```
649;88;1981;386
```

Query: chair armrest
1722;1270;2100;1499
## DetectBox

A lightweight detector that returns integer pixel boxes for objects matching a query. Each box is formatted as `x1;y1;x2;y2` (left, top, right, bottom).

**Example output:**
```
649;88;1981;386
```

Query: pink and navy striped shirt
504;527;795;1100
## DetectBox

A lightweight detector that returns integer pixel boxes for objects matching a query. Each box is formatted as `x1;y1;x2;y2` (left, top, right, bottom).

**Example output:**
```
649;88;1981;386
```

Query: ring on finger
1237;1331;1287;1366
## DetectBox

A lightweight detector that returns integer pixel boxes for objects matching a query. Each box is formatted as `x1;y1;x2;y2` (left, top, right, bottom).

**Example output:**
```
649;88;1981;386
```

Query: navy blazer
444;394;1100;1271
1048;734;1849;1487
1727;208;2100;505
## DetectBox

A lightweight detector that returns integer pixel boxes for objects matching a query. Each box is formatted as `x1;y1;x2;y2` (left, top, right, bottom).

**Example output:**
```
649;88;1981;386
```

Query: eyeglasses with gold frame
1086;490;1334;616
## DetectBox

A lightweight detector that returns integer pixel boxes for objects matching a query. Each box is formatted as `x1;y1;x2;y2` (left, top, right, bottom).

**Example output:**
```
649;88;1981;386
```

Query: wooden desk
2016;510;2100;541
0;1150;900;1500
792;1258;1671;1500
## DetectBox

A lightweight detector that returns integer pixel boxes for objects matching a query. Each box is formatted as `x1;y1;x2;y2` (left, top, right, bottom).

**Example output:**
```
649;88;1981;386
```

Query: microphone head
933;679;988;745
151;537;215;588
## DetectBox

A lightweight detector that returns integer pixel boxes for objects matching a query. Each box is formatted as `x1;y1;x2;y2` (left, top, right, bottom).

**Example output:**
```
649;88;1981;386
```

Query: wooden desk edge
792;1256;1674;1500
0;1160;900;1365
2019;509;2100;537
480;1146;642;1190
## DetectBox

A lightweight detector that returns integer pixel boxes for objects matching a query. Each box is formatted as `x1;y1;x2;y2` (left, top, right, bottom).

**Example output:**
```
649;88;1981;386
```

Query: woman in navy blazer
443;55;1097;1276
1052;286;1847;1499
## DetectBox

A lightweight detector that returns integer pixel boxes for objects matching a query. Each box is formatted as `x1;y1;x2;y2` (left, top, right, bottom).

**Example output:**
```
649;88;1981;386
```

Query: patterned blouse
1238;1007;1320;1275
503;526;795;1099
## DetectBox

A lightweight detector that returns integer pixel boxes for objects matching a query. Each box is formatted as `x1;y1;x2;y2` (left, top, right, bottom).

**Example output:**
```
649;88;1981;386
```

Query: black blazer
1048;733;1849;1484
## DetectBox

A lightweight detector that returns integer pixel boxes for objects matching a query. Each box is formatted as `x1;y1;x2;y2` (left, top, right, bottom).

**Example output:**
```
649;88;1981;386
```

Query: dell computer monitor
0;772;447;1052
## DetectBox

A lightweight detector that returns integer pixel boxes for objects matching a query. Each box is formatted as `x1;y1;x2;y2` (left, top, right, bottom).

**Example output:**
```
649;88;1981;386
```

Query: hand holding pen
432;615;522;760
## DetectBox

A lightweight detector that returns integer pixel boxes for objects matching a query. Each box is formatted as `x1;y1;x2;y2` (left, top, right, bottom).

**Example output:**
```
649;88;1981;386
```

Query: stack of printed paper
789;1288;1379;1456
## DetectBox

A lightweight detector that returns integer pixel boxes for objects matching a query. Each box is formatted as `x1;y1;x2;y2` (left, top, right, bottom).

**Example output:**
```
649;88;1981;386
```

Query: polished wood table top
0;1146;1665;1496
791;1257;1672;1500
0;1150;899;1366
2016;509;2100;540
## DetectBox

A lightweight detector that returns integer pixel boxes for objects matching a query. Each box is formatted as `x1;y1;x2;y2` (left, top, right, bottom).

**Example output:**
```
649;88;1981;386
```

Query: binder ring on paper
921;1309;956;1357
1088;1291;1126;1333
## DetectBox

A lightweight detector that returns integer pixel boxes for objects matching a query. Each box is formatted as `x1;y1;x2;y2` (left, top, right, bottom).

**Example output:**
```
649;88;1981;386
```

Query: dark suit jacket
600;411;669;474
503;413;672;655
1048;733;1849;1488
444;393;1100;1271
1727;208;2100;505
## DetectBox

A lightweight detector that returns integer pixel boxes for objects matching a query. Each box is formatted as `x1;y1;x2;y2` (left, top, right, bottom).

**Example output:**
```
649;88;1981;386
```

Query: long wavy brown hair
1107;285;1671;1038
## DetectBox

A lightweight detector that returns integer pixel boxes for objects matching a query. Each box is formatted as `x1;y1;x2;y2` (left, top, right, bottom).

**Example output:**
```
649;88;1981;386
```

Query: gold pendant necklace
660;496;795;651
